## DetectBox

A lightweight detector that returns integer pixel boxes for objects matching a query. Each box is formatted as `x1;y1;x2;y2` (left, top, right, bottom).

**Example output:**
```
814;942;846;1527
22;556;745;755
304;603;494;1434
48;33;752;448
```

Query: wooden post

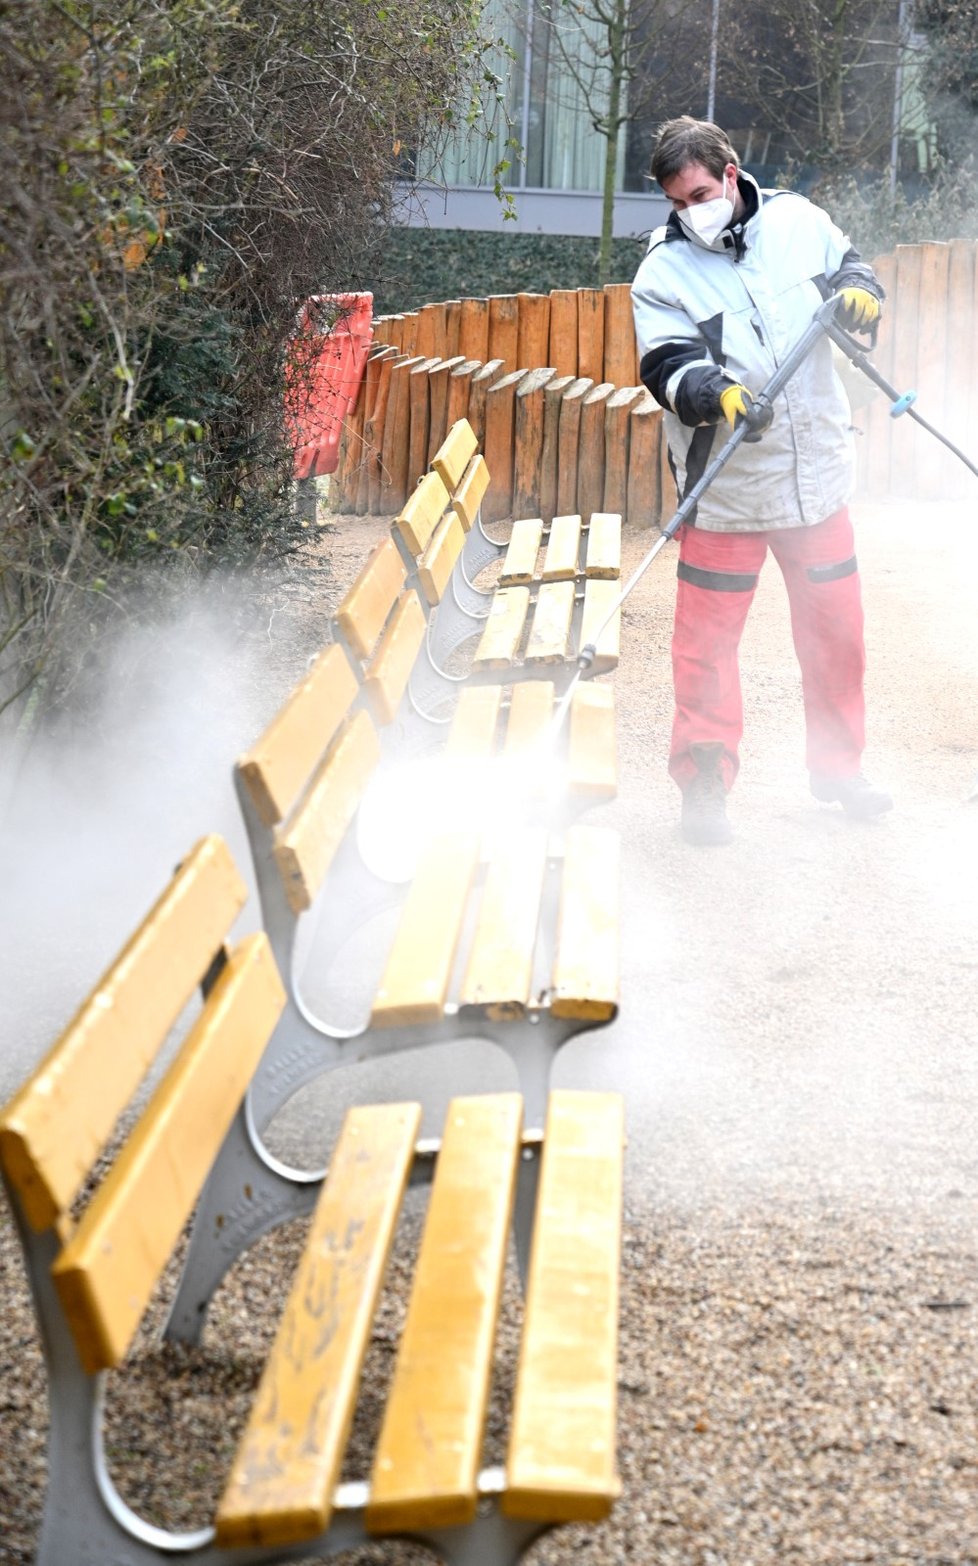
943;240;976;500
555;377;594;517
540;374;576;524
517;294;551;373
459;298;490;362
489;294;520;373
407;357;442;492
577;382;614;521
379;354;424;512
603;284;637;388
414;304;439;360
368;351;410;513
467;358;506;448
862;251;897;501
356;346;398;514
484;369;530;522
445;358;483;432
626;392;662;529
914;242;951;501
426;355;467;466
889;243;924;499
548;290;579;376
400;312;419;356
513;368;557;518
577;288;605;383
445;299;462;358
602;387;644;514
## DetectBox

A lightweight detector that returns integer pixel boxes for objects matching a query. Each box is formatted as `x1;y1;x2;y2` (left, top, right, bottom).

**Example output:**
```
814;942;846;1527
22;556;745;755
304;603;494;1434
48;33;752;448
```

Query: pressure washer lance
550;292;978;745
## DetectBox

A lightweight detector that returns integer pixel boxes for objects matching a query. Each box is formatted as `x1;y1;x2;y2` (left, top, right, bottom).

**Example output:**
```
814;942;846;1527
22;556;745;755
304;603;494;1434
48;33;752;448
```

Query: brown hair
650;116;739;186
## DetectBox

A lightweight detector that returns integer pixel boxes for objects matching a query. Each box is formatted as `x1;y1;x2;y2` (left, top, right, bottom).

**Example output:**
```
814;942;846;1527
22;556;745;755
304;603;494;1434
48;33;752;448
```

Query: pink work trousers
669;507;866;791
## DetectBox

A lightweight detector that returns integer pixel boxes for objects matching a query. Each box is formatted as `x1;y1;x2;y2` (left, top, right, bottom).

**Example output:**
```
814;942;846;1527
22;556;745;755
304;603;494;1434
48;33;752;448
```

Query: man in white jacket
631;115;891;845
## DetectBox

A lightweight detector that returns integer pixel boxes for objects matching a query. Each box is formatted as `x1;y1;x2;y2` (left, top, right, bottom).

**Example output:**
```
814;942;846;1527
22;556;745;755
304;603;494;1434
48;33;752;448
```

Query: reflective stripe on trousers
669;506;866;789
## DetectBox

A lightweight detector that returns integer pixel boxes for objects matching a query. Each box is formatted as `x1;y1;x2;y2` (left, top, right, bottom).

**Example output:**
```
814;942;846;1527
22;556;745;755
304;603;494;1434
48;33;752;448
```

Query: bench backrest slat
451;454;490;533
335;537;406;662
417;511;466;608
525;581;576;665
432;418;479;491
0;835;247;1232
51;932;285;1371
550;825;619;1022
215;1101;422;1548
366;1093;523;1531
371;834;481;1026
541;515;582;582
567;684;617;799
579;579;621;674
504;1090;623;1522
499;518;543;586
459;830;548;1018
238;644;359;828
362;589;426;725
273;710;382;915
584;512;622;580
393;470;451;558
474;587;530;669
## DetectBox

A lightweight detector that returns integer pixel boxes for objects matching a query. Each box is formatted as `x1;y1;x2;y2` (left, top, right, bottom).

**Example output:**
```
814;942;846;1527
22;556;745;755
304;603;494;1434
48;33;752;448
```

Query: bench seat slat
541;515;582;582
0;835;247;1233
503;681;555;771
474;588;530;669
451;454;490;532
459;830;548;1017
432;418;479;491
335;537;406;662
579;579;621;674
394;470;451;557
238;645;359;828
371;834;481;1026
418;511;466;607
551;825;619;1021
567;684;617;799
584;513;622;580
215;1102;422;1548
273;710;382;915
366;1094;523;1532
525;581;575;664
51;934;286;1373
503;1090;623;1522
445;685;504;760
363;589;427;725
498;518;543;586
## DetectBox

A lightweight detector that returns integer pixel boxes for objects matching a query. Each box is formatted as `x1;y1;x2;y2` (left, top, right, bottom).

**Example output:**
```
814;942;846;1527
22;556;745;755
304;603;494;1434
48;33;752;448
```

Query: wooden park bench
164;627;620;1332
0;834;623;1566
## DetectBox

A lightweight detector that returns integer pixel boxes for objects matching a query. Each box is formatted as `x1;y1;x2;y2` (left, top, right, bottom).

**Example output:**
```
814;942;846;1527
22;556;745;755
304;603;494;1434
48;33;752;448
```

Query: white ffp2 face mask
677;183;734;245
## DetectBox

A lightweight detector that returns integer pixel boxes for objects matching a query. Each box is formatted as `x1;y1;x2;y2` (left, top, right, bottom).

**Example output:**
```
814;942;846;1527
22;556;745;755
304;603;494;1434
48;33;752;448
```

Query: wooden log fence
330;242;978;521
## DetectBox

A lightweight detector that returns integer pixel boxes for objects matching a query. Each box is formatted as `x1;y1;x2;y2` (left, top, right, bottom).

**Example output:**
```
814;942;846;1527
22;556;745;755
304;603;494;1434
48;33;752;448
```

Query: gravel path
2;491;978;1565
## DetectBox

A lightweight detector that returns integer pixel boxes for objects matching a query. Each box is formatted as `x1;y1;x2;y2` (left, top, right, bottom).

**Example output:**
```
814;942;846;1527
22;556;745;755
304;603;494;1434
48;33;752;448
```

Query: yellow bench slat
499;518;543;586
394;470;451;557
418;511;465;607
503;680;554;765
541;515;582;581
525;581;575;664
579;579;621;674
237;645;359;828
366;1094;523;1532
567;684;617;799
273;710;381;914
504;1090;623;1522
584;513;622;580
459;829;547;1018
363;589;426;725
551;825;619;1021
371;834;481;1026
474;588;530;669
51;934;286;1372
216;1101;422;1548
335;537;406;662
445;685;504;760
432;418;479;491
0;836;247;1232
452;454;490;533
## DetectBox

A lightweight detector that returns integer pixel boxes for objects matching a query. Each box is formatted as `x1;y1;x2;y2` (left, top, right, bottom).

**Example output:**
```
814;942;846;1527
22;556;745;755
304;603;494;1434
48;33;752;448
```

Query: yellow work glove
719;382;773;441
835;286;881;333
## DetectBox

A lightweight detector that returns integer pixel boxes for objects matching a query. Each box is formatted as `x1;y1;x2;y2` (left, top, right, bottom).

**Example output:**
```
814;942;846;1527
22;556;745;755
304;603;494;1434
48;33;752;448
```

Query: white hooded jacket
630;172;884;531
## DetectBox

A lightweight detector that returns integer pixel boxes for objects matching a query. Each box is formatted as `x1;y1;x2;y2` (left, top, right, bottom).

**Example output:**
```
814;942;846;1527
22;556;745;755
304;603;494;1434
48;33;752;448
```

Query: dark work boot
680;743;732;846
810;771;893;819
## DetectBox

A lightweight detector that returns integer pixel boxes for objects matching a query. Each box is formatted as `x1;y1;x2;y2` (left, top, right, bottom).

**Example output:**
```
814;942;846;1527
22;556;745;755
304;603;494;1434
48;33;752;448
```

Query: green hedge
372;228;648;316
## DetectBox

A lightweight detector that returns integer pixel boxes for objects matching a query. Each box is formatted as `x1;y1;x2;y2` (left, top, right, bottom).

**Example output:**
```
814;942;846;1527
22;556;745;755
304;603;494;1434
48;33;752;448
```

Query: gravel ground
2;487;978;1565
